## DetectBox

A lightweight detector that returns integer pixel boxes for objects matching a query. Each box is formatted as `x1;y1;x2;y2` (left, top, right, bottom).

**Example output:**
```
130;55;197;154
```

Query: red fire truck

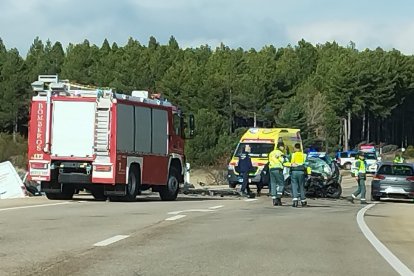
27;75;194;201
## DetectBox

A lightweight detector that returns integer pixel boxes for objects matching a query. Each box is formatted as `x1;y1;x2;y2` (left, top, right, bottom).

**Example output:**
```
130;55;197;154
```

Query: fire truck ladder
94;93;111;161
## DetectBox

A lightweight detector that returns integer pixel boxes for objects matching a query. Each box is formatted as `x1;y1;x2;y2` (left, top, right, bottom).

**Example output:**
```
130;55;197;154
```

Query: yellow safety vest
268;149;284;169
353;160;366;174
284;151;306;170
291;152;306;165
394;156;404;163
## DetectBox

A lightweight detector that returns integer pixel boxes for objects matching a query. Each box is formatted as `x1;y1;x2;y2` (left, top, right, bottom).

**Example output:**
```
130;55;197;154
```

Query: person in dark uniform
237;145;254;197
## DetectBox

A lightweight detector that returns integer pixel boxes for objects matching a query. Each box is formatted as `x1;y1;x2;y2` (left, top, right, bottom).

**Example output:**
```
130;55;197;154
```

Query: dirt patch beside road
189;168;227;187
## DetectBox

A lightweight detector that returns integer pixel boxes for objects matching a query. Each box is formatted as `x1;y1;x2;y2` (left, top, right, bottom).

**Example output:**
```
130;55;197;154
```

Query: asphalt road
0;178;412;276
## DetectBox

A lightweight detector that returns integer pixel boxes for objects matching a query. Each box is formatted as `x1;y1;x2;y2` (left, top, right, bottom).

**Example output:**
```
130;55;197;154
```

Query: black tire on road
91;186;107;201
371;195;381;201
327;184;342;199
109;168;139;202
123;168;139;202
45;183;75;200
229;182;237;188
159;167;180;201
45;193;61;200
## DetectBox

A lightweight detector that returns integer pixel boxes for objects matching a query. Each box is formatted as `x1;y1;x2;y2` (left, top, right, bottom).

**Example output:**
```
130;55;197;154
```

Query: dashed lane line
94;235;130;247
244;198;258;202
208;205;224;210
357;204;414;276
0;202;71;212
168;209;215;215
165;215;187;221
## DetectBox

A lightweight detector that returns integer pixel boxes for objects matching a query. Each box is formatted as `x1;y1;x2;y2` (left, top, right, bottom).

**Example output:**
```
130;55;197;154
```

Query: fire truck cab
27;75;194;201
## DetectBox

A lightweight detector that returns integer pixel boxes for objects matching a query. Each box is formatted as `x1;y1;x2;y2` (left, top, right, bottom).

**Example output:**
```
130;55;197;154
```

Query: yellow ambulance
227;128;303;188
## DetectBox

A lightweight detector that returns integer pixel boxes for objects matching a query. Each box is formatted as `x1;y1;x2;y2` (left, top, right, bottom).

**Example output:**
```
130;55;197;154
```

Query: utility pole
229;88;232;134
13;113;17;143
12;103;18;143
347;111;351;140
343;118;348;151
339;118;343;148
253;112;257;128
347;110;351;148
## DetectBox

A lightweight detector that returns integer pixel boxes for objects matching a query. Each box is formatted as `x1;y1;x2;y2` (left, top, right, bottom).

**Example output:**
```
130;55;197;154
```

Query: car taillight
30;163;48;169
373;174;385;180
406;176;414;182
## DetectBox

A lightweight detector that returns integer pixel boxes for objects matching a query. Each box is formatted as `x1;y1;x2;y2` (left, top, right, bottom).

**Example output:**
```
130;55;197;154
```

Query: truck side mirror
182;113;195;139
188;114;195;138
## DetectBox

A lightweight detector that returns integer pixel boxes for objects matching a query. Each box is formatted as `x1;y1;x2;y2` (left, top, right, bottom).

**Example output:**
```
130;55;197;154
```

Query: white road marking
168;209;215;215
208;205;224;210
94;235;129;247
244;198;258;202
165;215;186;221
0;202;71;212
357;204;414;276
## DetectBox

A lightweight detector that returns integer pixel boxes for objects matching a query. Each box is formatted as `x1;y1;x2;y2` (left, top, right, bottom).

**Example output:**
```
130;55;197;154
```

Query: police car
351;152;379;174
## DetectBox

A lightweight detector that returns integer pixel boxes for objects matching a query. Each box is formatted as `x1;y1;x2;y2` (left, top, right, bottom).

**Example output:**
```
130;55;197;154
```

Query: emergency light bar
241;139;274;143
38;75;58;83
31;81;45;92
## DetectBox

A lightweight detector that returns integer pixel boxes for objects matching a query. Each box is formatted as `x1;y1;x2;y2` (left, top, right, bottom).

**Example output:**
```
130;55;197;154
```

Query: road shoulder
364;202;414;272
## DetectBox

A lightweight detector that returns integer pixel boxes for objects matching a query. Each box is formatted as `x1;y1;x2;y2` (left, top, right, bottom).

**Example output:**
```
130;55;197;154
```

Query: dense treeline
0;36;413;166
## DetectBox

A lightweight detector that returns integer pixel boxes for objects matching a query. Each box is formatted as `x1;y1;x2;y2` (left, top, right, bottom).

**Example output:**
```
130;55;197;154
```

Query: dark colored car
371;162;414;201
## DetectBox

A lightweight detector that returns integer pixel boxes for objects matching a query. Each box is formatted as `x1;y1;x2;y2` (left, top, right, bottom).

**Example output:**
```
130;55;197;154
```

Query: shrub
405;145;414;158
382;144;398;154
0;133;27;169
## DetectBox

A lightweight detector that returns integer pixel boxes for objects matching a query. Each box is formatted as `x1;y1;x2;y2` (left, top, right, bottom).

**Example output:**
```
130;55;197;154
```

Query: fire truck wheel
45;193;61;200
159;167;179;201
91;186;106;201
123;168;139;202
45;184;75;200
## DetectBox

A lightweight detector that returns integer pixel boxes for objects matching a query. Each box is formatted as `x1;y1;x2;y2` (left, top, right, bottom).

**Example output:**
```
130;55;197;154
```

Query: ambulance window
173;114;181;136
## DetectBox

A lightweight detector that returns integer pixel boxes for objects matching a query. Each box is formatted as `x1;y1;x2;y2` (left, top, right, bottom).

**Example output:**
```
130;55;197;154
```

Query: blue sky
1;0;414;56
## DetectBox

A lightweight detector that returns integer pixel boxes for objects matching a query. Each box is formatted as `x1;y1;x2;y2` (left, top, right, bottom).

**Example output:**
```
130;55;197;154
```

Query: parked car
371;162;414;201
335;151;357;170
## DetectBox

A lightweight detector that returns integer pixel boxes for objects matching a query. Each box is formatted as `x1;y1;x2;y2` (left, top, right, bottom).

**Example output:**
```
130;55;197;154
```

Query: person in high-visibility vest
268;142;287;206
286;143;307;207
393;154;404;164
349;153;368;204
